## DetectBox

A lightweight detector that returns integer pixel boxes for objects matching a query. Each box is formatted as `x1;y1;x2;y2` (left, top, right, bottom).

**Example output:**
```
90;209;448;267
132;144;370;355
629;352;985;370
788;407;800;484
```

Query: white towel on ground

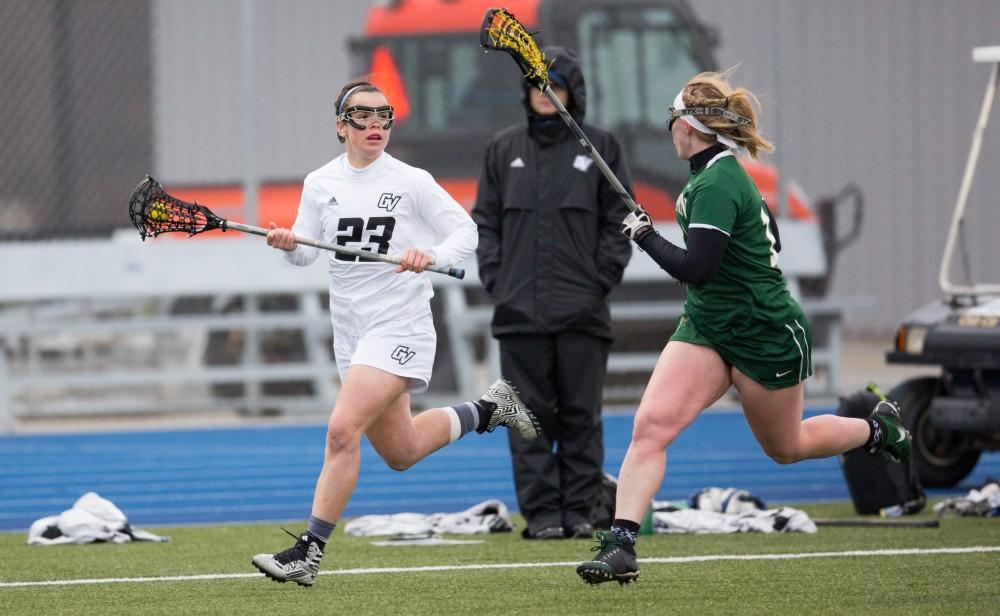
652;506;817;534
933;480;1000;517
344;499;514;537
649;486;817;534
27;492;170;545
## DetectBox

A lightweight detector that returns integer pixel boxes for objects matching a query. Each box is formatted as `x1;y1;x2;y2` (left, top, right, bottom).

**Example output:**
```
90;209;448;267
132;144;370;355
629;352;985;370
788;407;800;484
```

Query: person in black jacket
473;47;633;540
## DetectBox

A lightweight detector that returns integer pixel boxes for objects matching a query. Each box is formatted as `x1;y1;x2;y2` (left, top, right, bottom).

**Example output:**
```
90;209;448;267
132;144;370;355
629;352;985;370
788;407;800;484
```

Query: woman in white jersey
251;81;540;587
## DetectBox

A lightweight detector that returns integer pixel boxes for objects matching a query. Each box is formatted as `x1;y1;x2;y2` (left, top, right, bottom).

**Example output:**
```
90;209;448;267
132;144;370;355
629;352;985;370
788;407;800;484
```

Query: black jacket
473;47;633;340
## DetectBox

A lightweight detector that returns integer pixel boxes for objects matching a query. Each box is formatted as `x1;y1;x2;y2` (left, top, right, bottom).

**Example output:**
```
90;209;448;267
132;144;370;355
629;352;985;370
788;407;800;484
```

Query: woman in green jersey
577;71;912;586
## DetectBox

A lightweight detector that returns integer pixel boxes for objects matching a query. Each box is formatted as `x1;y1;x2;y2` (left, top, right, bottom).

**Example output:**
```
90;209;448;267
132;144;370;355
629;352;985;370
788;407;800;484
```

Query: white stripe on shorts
784;322;805;381
793;318;810;379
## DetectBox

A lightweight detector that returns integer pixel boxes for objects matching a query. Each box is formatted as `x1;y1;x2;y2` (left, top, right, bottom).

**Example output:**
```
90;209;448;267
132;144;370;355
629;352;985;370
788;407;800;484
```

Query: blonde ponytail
682;71;774;160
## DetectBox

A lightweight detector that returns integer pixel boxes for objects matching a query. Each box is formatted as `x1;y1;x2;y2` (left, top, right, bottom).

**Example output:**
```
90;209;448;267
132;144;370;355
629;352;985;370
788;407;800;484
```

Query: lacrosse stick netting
480;8;548;88
129;176;221;239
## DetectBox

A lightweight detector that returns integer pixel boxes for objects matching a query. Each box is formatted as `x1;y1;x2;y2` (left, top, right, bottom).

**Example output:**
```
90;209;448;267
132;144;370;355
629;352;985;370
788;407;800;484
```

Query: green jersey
675;151;801;347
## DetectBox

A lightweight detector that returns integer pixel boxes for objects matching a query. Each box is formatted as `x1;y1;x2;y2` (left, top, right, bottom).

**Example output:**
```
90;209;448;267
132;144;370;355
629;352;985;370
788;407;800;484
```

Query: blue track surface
2;409;998;532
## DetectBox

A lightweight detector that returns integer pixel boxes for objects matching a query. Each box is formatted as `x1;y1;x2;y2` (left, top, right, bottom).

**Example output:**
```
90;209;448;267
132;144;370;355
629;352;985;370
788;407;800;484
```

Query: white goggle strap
672;91;741;150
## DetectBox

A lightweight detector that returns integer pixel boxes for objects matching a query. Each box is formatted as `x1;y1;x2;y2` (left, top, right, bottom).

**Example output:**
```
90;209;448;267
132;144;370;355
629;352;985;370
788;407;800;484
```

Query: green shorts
670;312;813;390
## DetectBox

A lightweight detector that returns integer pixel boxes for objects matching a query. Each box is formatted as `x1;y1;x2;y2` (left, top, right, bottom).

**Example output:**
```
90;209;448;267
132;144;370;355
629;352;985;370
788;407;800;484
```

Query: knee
761;443;802;465
324;423;361;457
630;413;682;452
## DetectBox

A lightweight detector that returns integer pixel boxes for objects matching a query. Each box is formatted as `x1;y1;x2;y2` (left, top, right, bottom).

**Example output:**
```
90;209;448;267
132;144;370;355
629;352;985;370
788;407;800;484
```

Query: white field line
2;546;998;588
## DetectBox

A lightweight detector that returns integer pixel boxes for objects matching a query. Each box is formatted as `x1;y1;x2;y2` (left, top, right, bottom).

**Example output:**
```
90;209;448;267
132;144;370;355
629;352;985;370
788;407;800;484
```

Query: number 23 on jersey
335;216;396;261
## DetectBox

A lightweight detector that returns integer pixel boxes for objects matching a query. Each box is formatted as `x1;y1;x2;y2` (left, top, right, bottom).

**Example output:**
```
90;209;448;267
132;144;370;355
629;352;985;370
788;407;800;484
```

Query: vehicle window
577;7;700;178
359;37;524;136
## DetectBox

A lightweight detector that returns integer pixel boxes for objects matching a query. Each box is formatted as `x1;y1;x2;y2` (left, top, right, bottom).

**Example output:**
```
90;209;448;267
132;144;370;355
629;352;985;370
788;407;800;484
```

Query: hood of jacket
524;46;586;144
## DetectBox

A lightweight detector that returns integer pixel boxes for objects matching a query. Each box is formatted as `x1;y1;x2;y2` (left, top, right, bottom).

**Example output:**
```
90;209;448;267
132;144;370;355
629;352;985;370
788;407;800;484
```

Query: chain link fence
0;0;152;241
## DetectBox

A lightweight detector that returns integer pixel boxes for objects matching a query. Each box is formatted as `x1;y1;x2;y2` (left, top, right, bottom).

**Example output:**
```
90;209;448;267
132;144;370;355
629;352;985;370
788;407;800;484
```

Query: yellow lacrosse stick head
480;8;549;89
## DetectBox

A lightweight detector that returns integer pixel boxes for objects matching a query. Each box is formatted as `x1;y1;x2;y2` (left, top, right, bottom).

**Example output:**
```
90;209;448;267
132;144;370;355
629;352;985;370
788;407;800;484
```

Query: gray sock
306;515;336;544
449;401;480;436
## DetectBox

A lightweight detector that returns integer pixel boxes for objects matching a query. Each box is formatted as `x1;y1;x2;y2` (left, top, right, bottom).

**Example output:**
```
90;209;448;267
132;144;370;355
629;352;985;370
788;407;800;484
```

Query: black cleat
530;526;566;540
576;530;640;585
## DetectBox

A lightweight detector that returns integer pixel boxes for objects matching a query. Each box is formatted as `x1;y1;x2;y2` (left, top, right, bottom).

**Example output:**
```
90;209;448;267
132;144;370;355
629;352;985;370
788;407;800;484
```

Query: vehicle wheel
890;377;981;487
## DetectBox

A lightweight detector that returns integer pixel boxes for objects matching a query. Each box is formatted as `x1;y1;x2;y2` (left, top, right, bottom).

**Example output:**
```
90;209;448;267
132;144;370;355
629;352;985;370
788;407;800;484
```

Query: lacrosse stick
480;7;640;214
128;176;465;279
813;518;939;528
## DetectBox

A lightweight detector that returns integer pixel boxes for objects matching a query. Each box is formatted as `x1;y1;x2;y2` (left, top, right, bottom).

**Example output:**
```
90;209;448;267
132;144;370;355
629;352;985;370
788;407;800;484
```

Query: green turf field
2;501;998;615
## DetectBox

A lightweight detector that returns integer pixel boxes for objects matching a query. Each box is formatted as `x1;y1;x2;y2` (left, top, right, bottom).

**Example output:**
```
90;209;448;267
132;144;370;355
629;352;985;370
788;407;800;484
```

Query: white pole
241;0;259;228
0;342;12;432
939;55;1000;296
771;0;788;215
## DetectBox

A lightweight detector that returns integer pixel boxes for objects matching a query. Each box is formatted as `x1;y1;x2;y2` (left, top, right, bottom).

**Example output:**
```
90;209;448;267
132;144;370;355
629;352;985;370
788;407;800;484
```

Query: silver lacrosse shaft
223;220;465;280
543;86;641;213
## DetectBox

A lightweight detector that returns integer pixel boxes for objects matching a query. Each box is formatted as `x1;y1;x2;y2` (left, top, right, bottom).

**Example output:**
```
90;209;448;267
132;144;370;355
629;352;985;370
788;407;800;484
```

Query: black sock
473;399;495;433
611;518;639;549
304;533;326;550
864;417;882;450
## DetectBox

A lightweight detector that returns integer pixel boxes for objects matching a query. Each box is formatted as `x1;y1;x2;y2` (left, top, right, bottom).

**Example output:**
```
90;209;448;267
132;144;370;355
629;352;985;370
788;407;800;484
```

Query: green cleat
866;383;911;463
576;530;640;586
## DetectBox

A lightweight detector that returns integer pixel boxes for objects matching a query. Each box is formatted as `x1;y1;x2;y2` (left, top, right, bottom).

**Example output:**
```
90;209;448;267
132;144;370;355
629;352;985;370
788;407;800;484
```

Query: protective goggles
667;106;751;131
338;105;395;130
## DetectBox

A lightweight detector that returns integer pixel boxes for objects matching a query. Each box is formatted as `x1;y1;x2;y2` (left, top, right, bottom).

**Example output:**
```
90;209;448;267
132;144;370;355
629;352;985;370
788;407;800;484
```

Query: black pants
498;332;609;536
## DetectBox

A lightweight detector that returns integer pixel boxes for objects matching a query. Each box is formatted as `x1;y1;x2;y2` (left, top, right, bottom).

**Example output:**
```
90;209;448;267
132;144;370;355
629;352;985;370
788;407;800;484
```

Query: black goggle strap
338;105;395;130
666;106;751;129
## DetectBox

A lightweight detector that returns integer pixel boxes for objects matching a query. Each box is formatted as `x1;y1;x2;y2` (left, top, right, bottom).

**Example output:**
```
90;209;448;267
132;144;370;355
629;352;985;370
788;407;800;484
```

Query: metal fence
0;0;153;240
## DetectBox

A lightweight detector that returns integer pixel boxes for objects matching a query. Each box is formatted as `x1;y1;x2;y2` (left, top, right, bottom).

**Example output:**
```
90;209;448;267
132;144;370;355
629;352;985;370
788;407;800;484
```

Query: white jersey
284;152;477;333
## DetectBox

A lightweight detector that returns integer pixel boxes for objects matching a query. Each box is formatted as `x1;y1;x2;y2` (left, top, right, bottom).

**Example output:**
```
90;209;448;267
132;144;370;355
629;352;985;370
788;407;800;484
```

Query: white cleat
252;532;323;587
480;378;541;440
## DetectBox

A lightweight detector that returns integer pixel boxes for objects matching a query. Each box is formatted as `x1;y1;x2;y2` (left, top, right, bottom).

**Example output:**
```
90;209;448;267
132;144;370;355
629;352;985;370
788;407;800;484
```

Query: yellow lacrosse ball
149;201;169;221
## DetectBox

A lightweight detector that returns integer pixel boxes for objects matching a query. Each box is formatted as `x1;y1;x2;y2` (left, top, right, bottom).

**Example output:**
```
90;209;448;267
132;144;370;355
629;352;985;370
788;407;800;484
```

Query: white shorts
333;313;436;394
